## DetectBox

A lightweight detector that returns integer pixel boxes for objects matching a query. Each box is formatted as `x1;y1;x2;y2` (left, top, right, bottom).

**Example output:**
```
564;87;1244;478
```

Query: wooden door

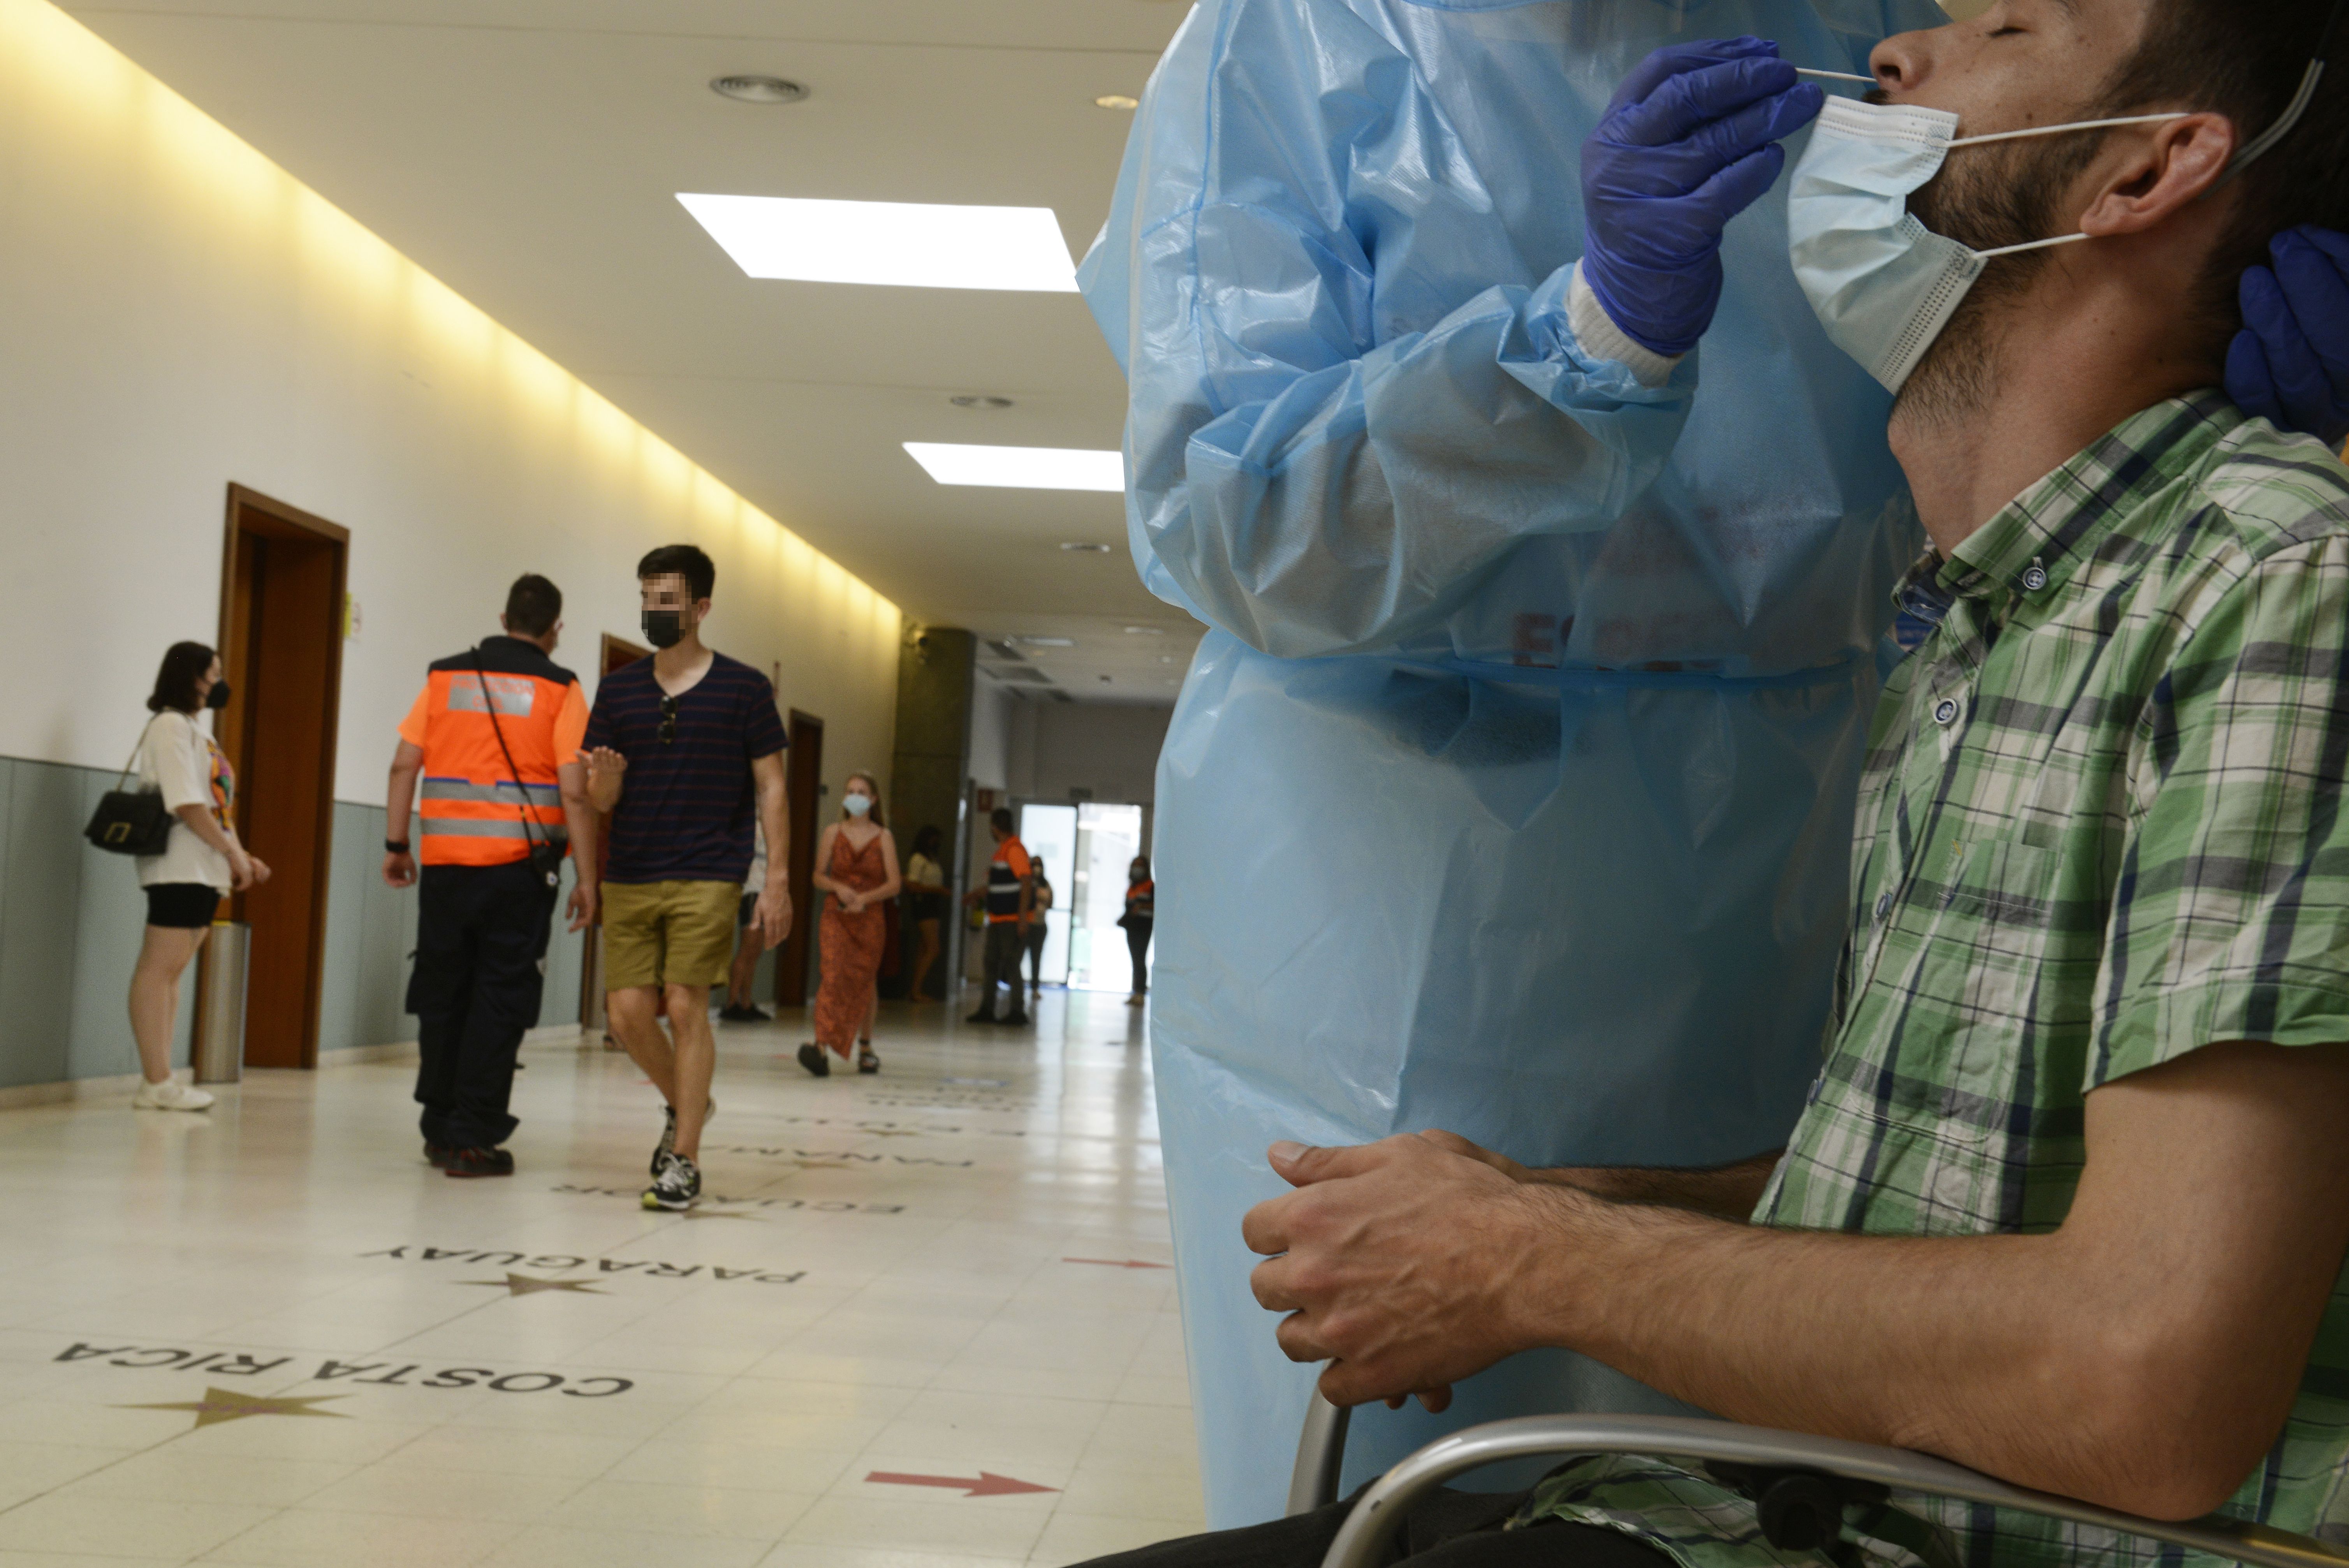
776;711;823;1007
214;484;347;1070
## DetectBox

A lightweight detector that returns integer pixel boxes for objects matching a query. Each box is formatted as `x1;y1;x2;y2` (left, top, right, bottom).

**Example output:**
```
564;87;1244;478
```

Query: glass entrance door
1068;802;1146;994
1017;804;1076;985
1017;801;1148;992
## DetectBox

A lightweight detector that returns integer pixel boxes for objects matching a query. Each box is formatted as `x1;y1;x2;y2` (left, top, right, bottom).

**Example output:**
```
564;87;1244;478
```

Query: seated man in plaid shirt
1083;2;2349;1566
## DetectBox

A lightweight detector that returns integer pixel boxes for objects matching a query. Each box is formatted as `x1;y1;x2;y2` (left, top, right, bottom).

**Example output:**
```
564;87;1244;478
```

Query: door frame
213;483;349;1070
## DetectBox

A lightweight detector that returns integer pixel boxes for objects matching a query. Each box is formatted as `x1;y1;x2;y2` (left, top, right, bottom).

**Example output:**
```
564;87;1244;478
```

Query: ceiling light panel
903;443;1124;491
677;194;1078;292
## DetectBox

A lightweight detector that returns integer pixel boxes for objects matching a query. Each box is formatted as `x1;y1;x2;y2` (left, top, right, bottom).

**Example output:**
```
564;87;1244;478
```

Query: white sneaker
132;1078;214;1112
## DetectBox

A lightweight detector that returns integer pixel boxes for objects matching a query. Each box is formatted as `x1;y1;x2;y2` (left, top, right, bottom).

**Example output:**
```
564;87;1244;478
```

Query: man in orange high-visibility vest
383;574;596;1179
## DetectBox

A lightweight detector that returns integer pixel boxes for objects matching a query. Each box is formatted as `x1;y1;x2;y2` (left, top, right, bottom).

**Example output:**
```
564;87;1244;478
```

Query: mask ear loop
1948;111;2192;149
2220;0;2345;182
1937;113;2196;259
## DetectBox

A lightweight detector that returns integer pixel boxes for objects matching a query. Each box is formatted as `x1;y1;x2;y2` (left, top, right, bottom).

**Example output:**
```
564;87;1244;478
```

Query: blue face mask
843;794;872;818
1787;96;2191;393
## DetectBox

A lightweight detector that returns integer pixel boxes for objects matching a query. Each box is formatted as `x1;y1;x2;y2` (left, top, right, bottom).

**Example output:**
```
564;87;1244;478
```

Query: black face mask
205;681;232;711
641;610;685;649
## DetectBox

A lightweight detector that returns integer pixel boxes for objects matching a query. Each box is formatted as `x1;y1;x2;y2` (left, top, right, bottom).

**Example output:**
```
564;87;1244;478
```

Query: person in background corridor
719;823;771;1023
963;808;1033;1027
1024;854;1054;999
383;575;595;1179
127;642;267;1111
1120;855;1153;1008
902;824;949;1004
800;771;899;1077
584;544;790;1212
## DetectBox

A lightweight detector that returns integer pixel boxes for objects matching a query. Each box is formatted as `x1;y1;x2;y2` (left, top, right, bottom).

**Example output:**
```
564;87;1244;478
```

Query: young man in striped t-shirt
583;544;791;1211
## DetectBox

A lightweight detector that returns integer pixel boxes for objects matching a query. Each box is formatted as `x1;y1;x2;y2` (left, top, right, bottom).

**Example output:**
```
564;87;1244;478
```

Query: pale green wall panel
0;760;86;1088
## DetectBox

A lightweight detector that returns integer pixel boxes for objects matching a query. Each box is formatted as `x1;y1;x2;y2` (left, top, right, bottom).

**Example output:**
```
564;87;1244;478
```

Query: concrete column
889;626;976;996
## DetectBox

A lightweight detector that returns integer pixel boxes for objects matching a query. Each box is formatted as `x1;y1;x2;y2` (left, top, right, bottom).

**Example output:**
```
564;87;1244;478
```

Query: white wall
1006;703;1172;807
968;676;1015;794
0;0;900;801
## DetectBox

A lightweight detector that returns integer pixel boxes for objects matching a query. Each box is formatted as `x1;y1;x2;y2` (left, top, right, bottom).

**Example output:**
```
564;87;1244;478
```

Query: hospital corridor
0;999;1194;1567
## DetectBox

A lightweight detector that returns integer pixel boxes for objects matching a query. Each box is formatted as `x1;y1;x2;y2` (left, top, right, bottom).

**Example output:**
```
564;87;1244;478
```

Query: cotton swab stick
1794;68;1874;83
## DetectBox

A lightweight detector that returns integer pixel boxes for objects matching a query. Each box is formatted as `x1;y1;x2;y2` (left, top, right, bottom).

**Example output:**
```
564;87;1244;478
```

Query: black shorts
145;883;221;929
738;892;757;928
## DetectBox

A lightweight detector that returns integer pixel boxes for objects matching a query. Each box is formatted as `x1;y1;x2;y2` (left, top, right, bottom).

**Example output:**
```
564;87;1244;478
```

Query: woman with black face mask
125;642;271;1110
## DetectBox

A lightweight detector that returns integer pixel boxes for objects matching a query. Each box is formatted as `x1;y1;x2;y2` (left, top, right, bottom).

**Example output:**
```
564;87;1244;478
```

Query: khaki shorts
602;880;740;991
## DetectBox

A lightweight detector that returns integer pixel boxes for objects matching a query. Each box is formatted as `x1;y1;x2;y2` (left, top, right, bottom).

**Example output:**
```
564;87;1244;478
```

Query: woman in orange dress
799;771;900;1077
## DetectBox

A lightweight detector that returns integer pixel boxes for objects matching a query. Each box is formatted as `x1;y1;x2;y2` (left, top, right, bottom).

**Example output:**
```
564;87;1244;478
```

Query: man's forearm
1537;1151;1781;1221
386;765;421;843
1516;1187;2149;1514
561;803;596;887
758;781;789;892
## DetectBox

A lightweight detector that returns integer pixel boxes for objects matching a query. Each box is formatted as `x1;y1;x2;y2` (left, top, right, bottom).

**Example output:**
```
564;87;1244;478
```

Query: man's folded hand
1242;1133;1567;1410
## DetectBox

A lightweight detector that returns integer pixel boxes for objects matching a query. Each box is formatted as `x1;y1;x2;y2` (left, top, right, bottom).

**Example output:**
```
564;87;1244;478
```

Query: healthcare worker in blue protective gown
1077;0;2349;1531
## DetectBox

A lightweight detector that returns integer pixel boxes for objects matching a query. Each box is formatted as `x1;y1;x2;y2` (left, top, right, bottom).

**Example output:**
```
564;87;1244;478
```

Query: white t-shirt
906;852;942;892
133;711;234;890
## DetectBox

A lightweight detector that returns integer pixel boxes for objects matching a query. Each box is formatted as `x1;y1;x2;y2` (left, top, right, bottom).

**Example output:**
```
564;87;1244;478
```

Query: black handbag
84;720;176;856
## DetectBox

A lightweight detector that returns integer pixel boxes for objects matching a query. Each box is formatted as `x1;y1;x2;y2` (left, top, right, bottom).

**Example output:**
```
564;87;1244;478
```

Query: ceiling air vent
710;76;809;105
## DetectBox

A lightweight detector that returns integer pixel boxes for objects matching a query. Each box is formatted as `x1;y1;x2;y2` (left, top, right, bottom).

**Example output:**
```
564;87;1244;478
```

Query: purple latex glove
2226;226;2349;447
1579;37;1824;357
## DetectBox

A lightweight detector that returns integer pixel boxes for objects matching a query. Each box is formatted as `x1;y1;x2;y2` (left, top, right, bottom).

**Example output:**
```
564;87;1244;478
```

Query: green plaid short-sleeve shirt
1522;394;2349;1568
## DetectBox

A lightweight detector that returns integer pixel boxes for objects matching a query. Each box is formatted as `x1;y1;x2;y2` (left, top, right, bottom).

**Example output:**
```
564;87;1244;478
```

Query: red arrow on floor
1062;1257;1173;1270
866;1470;1059;1498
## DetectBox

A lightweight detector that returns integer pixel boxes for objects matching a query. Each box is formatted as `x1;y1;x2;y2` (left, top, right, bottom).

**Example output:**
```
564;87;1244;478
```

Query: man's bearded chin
1896;137;2082;428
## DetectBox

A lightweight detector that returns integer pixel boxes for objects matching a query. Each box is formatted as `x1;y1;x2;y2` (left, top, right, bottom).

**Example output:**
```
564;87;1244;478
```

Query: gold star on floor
459;1273;606;1295
117;1387;349;1430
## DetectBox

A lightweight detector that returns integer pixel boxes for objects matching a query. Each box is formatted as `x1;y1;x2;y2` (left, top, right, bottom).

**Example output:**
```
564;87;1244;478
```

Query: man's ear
2077;113;2237;238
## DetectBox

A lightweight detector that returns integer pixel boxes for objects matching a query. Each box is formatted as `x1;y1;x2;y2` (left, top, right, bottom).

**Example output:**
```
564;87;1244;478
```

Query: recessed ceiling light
1095;94;1140;110
1061;542;1116;553
1121;625;1164;635
711;76;808;105
903;443;1123;491
677;195;1077;291
950;394;1014;410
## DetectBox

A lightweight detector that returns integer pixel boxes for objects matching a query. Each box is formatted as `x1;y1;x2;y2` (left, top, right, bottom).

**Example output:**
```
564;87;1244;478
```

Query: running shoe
132;1079;214;1112
652;1100;715;1175
642;1152;701;1211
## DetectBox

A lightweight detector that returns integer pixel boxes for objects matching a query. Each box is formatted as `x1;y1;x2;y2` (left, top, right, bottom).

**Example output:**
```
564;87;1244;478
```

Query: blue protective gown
1077;0;1946;1527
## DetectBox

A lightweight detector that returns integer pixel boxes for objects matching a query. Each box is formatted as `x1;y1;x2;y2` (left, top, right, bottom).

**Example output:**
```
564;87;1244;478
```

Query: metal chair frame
1290;1392;2349;1568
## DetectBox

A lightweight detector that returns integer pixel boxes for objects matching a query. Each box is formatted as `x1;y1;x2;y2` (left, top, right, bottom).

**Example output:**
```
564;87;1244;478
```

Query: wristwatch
385;839;412;854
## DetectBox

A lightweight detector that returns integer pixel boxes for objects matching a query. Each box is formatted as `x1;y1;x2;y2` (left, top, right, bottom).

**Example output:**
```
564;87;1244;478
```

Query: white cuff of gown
1567;260;1684;390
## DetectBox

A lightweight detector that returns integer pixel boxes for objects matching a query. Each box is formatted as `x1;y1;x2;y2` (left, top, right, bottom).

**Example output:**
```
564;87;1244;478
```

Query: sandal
858;1049;881;1075
796;1042;830;1078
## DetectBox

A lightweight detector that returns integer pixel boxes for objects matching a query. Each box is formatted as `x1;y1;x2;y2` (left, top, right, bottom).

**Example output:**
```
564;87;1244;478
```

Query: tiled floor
0;989;1204;1566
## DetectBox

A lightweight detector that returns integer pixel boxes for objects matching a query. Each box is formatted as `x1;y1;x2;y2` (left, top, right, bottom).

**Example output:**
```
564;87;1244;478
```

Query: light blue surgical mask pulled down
1788;96;2190;392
